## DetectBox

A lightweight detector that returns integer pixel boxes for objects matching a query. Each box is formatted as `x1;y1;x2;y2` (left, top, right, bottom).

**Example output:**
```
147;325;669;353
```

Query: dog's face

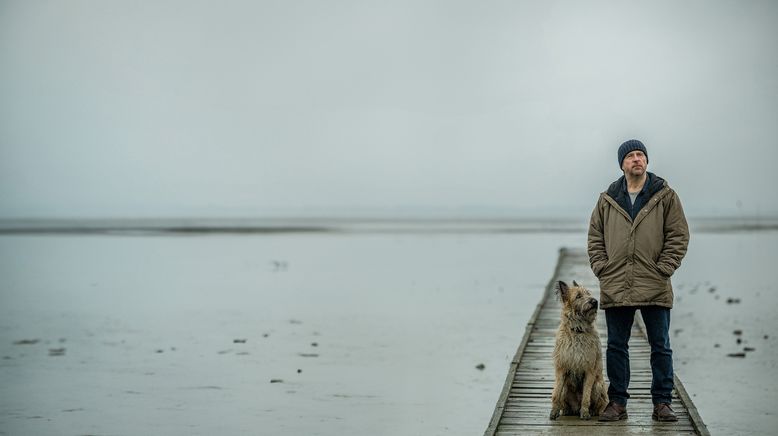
556;280;598;323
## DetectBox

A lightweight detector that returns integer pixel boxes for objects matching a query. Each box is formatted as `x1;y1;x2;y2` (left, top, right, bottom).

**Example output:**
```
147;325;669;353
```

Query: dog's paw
549;409;560;420
580;410;592;420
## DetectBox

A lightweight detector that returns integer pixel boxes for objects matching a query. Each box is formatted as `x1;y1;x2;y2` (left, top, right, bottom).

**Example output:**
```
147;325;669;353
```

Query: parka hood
605;172;667;217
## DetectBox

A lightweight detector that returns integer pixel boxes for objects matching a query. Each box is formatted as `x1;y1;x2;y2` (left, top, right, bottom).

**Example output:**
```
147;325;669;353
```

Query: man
587;139;690;422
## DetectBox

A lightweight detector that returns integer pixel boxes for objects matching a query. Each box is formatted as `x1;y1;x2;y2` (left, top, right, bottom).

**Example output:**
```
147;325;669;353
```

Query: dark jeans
604;306;674;406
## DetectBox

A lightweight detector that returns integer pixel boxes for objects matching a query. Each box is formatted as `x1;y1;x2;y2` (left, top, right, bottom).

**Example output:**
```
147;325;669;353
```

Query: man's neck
625;173;647;193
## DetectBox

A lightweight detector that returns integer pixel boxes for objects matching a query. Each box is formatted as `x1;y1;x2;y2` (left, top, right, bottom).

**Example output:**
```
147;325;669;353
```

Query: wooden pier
485;248;709;435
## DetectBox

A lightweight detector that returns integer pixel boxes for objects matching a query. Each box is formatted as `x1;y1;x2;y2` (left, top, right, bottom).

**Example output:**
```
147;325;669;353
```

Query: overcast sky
1;0;776;219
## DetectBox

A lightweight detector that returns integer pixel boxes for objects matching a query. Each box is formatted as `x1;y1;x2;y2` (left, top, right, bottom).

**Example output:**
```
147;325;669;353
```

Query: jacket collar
605;172;666;218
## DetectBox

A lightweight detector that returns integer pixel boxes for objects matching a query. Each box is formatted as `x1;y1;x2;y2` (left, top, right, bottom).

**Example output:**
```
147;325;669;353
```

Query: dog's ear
572;280;580;287
555;281;569;301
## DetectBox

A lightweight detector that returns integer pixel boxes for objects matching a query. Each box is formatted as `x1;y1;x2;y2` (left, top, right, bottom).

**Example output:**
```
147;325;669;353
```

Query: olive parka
587;172;689;309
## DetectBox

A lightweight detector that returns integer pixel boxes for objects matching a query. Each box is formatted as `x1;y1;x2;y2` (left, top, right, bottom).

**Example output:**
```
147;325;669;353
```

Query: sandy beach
1;225;776;435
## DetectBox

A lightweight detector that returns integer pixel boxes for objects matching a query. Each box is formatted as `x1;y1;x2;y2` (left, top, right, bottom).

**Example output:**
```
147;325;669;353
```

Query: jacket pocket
593;258;609;277
651;259;672;278
596;258;614;278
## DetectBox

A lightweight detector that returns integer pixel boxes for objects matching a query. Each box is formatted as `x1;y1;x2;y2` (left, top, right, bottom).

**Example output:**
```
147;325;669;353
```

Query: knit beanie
618;139;648;168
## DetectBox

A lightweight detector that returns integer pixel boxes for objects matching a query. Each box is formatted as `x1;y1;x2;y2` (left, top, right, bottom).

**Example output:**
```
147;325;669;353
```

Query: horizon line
1;215;777;235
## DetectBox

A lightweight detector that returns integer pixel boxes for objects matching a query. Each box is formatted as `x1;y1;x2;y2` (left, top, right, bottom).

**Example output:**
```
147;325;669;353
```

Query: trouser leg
605;306;636;406
640;306;674;405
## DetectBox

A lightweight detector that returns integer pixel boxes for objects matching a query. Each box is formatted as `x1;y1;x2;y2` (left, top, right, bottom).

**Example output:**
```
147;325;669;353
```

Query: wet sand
0;232;585;435
1;229;776;435
670;232;778;436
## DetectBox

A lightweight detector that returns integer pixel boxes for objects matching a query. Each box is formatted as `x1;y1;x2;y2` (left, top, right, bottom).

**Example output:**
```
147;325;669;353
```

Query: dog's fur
549;280;608;420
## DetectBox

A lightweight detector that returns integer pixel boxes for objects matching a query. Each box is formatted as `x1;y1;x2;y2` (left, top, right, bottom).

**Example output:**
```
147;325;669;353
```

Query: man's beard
627;166;645;177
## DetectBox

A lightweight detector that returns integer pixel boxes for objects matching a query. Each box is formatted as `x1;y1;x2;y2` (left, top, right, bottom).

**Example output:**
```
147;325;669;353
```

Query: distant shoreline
1;217;777;235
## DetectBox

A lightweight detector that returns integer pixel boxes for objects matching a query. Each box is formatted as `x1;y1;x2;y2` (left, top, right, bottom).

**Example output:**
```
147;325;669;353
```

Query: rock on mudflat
13;339;40;345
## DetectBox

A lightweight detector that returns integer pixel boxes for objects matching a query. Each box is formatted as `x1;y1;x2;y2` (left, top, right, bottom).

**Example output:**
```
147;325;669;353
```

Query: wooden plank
484;247;709;436
495;426;697;435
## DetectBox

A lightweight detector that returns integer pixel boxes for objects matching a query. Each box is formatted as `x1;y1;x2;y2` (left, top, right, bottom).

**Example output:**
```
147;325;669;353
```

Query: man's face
621;150;647;176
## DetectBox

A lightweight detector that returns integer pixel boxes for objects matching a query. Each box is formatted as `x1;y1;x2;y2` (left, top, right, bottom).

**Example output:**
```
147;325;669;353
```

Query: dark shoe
598;401;628;421
653;403;678;422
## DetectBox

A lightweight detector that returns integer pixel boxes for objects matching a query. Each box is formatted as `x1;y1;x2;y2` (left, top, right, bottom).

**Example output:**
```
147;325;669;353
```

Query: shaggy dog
549;280;608;420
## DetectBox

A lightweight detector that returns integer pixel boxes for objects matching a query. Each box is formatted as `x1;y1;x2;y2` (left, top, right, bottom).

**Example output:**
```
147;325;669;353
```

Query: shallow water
670;232;778;436
0;230;775;435
0;232;584;435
